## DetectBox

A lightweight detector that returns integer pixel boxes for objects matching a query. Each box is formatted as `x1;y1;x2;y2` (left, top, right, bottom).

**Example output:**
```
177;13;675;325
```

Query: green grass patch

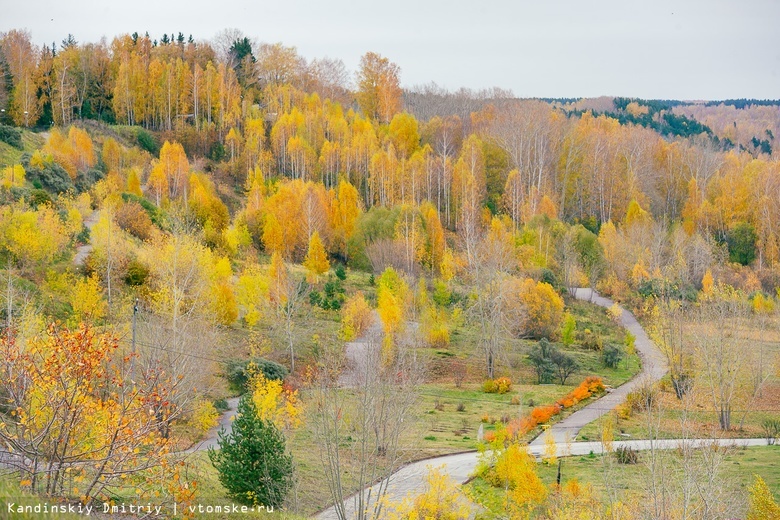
0;130;45;167
465;446;780;518
0;476;81;519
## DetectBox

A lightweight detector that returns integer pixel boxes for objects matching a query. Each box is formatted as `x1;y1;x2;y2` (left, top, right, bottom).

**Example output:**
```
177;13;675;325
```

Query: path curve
315;438;770;519
184;397;241;453
530;287;668;445
316;288;670;519
338;311;383;388
74;210;100;266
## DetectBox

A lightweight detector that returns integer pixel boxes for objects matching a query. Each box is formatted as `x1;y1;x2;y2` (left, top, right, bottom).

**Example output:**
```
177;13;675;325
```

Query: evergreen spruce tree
208;395;293;508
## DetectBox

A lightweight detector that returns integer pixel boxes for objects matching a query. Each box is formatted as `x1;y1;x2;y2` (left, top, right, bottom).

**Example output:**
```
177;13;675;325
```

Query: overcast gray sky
3;0;779;100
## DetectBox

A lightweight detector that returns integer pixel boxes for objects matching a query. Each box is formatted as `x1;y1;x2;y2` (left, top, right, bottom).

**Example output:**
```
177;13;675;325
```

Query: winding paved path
185;397;240;453
530;287;668;446
338;312;383;388
316;288;675;519
315;438;770;519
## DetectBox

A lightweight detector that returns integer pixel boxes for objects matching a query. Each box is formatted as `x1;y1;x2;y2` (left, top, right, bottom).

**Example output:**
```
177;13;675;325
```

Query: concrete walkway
530;287;669;446
315;438;771;519
185;397;240;453
338;312;383;388
317;287;671;519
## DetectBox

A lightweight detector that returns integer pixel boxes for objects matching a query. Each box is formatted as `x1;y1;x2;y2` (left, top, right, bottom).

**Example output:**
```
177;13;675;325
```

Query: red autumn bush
503;377;605;440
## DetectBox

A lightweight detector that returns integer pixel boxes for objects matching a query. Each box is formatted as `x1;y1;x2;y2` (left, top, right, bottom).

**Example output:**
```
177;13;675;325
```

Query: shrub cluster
505;376;605;438
0;124;23;149
224;358;288;393
482;376;512;394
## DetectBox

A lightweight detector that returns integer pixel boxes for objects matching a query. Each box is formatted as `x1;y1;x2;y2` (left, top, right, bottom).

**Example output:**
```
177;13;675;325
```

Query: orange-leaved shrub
506;377;604;439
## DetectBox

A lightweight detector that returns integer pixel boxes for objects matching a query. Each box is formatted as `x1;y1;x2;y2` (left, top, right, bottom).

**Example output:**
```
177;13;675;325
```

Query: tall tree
355;52;401;124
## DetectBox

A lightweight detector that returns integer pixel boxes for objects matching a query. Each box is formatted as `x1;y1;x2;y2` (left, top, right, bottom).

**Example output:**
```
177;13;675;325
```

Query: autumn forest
0;28;779;520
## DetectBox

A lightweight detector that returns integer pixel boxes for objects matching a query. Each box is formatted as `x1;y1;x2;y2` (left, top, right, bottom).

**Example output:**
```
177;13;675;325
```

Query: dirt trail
73;210;100;266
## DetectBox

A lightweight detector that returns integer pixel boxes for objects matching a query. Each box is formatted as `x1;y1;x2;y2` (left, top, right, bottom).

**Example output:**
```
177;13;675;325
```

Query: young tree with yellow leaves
303;231;330;282
251;371;302;430
1;164;25;189
376;267;408;362
340;291;374;341
384;466;471;520
747;475;780;520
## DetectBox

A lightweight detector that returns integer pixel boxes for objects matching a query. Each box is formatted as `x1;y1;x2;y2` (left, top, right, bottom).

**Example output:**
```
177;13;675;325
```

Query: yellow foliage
546;480;604;519
331;180;360;257
211;281;238;326
701;268;714;296
1;164;25;189
607;302;623;323
340;292;374;341
236;264;269;327
303;231;329;282
268;252;289;305
625;199;650;227
70;274;107;324
384;466;471;520
538;194;558;220
127;167;143;196
517;278;565;339
251;372;302;430
494;442;547;518
222;222;252;257
422;305;450;348
0;203;69;269
747;475;780;520
543;428;558;465
630;260;650;285
191;399;219;434
439;247;457;282
262;213;285;256
600;414;615;453
377;284;402;337
752;292;776;315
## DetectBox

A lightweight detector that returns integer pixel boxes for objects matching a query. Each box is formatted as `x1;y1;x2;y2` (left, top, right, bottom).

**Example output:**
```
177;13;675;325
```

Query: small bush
120;193;164;227
116;201;154;240
621;384;658;419
192;399;219;433
483;377;512;394
0;124;23;149
615;446;639;464
75;225;91;244
762;419;780;445
136;128;158;154
124;260;149;286
456;402;466;412
510;395;521;406
602;344;623;368
225;358;289;393
21;152;73;193
334;264;347;280
434;400;445;411
580;329;603;351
